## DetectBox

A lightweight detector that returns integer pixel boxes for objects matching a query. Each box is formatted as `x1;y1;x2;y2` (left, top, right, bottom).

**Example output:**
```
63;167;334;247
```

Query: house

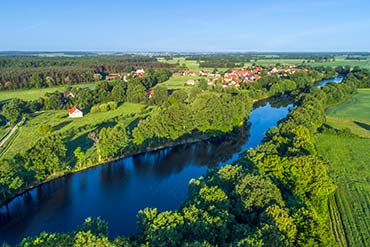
207;80;215;86
199;70;209;76
186;79;195;85
187;71;197;76
68;106;83;118
136;69;145;77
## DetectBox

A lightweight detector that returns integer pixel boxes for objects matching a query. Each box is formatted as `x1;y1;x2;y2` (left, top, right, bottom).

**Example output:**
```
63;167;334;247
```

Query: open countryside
1;1;370;246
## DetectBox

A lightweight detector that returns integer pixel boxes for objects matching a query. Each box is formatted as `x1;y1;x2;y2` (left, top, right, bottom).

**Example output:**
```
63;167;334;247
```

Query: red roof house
68;106;83;118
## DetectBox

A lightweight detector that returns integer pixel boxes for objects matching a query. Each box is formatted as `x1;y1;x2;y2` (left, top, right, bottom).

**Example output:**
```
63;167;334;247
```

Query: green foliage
1;98;30;123
25;134;67;180
77;217;109;237
38;124;53;135
90;101;118;113
132;91;252;146
126;79;146;103
98;124;130;159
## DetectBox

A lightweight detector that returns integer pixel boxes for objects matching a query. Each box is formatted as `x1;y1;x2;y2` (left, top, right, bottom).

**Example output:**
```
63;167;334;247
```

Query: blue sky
1;0;369;52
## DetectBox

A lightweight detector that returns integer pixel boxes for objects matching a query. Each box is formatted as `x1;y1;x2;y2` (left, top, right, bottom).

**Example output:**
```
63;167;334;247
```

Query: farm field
156;75;202;90
160;56;370;71
326;89;370;138
315;133;370;247
158;57;200;71
2;103;147;161
241;57;370;68
0;82;96;102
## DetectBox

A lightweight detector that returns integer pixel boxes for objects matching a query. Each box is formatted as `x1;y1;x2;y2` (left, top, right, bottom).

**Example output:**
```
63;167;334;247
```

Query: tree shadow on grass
354;121;370;131
53;120;72;131
66;133;95;164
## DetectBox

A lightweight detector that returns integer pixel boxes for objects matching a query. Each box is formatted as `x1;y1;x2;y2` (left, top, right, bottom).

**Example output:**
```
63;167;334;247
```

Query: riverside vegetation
1;56;368;246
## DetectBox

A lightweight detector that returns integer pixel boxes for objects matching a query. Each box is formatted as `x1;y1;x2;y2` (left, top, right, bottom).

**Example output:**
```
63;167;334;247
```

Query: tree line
0;56;175;90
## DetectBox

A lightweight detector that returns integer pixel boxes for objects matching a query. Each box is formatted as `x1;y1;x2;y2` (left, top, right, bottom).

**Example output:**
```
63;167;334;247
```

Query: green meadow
158;57;200;71
0;83;96;102
326;89;370;138
2;103;147;160
155;75;202;90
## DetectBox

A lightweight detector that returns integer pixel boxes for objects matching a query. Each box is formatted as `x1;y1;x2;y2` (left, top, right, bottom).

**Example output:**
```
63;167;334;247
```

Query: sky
1;0;369;52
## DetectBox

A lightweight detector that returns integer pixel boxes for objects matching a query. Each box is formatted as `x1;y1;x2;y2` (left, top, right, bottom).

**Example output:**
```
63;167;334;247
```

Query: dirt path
0;119;24;148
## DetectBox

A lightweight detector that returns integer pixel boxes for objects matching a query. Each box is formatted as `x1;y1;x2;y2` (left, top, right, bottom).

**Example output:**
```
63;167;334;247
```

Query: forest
0;56;175;90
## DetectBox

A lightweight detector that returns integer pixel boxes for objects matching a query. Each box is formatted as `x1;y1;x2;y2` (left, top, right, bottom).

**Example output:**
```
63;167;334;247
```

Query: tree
0;159;25;201
29;74;45;88
126;79;146;103
198;78;208;90
149;86;168;105
38;124;53;135
25;134;67;180
74;147;85;167
1;98;29;123
98;124;130;159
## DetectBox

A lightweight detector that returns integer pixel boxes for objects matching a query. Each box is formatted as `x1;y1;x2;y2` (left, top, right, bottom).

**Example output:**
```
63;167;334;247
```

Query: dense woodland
0;56;174;90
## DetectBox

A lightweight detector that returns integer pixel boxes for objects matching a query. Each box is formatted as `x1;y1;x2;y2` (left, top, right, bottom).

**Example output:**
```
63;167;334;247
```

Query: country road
0;118;24;148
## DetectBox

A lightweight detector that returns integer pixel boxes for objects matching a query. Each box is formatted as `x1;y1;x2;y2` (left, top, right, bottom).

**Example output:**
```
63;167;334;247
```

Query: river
0;77;341;245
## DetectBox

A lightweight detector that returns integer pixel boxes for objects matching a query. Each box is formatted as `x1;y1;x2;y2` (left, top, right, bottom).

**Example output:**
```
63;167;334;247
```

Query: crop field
326;90;370;138
156;75;202;90
315;133;370;247
315;90;370;247
2;103;146;160
0;82;96;102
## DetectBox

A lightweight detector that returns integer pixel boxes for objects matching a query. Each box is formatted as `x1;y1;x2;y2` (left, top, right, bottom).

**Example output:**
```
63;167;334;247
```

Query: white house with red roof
68;106;83;118
136;69;145;77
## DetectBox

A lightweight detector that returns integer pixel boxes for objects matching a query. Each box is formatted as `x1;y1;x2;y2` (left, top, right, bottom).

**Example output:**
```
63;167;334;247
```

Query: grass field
156;75;202;90
242;57;370;68
158;57;200;71
2;103;146;160
0;83;96;102
315;133;370;247
326;90;370;138
159;56;370;72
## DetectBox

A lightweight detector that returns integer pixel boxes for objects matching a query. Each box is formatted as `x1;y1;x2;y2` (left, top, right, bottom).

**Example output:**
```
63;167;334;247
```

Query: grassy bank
2;103;146;159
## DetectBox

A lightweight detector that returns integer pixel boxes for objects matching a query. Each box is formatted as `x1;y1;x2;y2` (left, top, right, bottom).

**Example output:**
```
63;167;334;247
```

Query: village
66;65;307;117
183;64;305;88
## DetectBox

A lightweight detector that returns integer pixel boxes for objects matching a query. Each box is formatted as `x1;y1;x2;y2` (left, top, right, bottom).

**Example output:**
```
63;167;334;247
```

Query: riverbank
0;114;249;208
